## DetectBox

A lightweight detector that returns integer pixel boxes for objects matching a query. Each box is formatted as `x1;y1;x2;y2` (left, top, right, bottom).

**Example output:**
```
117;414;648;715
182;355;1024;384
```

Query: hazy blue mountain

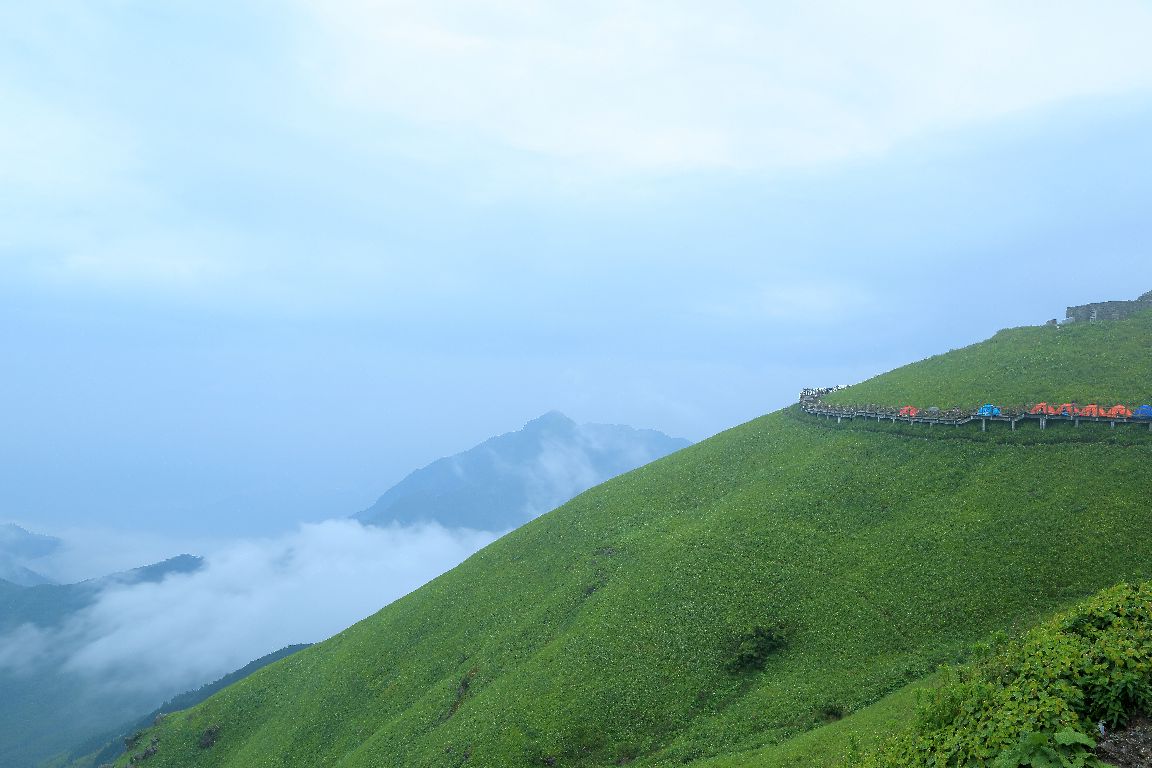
356;411;690;530
114;553;203;587
0;560;53;586
0;554;203;634
0;523;61;558
0;523;62;586
0;555;203;768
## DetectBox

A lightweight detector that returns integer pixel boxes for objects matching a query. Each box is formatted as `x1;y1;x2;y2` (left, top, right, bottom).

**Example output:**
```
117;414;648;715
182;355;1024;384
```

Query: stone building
1065;291;1152;323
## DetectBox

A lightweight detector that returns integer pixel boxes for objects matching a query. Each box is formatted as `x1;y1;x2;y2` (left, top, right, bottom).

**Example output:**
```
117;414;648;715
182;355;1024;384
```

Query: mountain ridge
0;523;62;586
356;411;690;530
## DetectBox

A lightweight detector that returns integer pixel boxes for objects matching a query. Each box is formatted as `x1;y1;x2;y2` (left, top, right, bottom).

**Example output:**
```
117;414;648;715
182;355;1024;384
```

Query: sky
3;1;1152;720
3;1;1152;541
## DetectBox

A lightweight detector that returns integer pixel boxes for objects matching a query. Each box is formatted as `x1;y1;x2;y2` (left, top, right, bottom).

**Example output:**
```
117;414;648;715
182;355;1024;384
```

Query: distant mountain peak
0;523;62;585
0;561;55;586
356;414;690;530
0;523;61;558
523;410;577;431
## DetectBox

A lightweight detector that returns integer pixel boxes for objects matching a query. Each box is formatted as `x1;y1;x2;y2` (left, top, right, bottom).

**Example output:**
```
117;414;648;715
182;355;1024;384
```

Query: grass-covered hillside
114;313;1152;768
824;308;1152;409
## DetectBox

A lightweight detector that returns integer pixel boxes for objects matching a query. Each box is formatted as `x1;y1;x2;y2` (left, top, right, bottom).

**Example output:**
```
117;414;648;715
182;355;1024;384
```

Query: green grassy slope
824;308;1152;409
701;578;1152;768
692;673;939;768
116;314;1152;768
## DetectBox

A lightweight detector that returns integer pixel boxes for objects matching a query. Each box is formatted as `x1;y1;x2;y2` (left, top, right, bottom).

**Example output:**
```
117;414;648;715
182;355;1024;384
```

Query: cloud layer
0;520;497;700
297;0;1152;171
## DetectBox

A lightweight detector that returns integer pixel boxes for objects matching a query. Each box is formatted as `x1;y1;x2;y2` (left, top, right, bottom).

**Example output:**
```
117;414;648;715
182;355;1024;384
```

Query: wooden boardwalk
799;400;1152;432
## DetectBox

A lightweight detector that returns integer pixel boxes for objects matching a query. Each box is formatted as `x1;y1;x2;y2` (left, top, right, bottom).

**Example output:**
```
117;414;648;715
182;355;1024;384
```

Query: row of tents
800;389;1152;422
1025;402;1152;419
904;403;1152;419
880;403;1152;420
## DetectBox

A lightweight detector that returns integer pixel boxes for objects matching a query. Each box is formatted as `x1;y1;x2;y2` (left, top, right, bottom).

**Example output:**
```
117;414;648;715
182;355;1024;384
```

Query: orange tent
898;406;920;417
1106;405;1133;418
1077;404;1102;417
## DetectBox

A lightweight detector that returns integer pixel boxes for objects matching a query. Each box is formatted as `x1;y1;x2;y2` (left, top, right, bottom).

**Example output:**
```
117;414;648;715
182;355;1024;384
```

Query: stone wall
1066;292;1152;323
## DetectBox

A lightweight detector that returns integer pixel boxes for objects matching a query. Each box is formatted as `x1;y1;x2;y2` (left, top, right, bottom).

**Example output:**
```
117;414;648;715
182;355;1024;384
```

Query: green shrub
728;623;787;673
863;581;1152;767
992;729;1097;768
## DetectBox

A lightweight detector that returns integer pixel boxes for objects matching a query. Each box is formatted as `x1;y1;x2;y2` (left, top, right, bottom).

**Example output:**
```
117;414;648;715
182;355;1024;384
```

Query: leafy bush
728;623;787;673
863;581;1152;767
816;702;847;722
992;729;1097;768
196;726;220;750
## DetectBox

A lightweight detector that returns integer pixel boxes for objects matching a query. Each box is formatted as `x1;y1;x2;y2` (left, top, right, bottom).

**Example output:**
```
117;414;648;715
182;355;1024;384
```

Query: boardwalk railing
799;393;1152;432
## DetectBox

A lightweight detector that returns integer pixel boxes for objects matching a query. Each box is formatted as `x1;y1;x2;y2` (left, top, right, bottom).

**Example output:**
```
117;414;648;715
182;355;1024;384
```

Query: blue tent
976;404;1001;416
1133;405;1152;420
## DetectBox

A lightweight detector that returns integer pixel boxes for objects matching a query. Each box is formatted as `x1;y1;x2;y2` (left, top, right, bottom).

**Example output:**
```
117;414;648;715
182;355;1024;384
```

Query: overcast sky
4;1;1152;538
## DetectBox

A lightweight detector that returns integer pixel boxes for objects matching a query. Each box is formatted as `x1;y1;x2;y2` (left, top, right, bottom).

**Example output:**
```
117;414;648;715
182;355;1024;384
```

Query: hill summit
1065;289;1152;323
356;411;690;530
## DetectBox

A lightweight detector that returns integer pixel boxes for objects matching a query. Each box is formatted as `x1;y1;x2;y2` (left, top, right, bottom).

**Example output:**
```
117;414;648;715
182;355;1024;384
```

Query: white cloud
695;280;877;325
0;86;132;198
0;520;497;699
49;230;250;287
294;0;1152;171
4;0;1151;294
518;436;616;518
0;624;54;672
0;4;275;292
0;81;238;289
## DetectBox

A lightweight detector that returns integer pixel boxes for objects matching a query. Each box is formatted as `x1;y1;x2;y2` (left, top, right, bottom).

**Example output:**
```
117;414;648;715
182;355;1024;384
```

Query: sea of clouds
0;520;497;701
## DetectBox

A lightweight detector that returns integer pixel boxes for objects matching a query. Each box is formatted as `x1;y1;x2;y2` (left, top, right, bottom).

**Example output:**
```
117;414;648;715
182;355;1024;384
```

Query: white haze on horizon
0;519;499;701
515;426;679;519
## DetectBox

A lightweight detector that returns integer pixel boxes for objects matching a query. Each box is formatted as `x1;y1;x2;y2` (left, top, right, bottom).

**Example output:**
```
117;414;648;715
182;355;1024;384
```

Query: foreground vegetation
696;581;1152;768
112;312;1152;767
862;580;1152;767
